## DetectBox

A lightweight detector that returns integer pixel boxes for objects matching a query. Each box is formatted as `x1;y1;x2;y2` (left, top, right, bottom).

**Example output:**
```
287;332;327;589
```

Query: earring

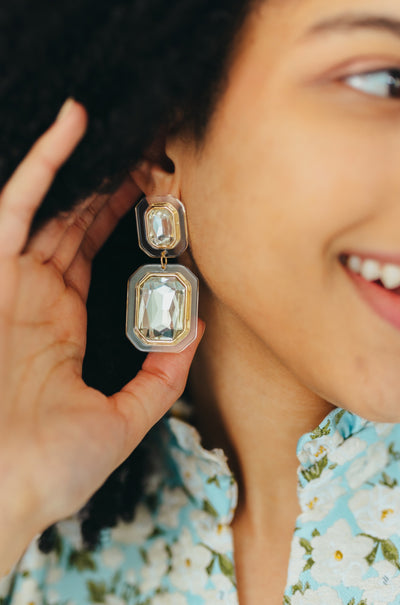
126;194;199;353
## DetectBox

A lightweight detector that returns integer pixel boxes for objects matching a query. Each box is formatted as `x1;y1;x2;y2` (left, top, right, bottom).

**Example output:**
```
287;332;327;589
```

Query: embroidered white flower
12;577;42;605
298;431;342;467
104;595;126;605
190;509;233;554
346;441;389;489
359;561;400;605
299;477;346;522
101;546;124;569
57;518;83;549
169;417;233;496
140;538;169;593
329;436;366;466
0;571;14;599
375;423;395;438
169;528;213;592
170;449;205;496
348;484;400;540
152;593;188;605
200;574;238;605
310;519;373;586
286;536;307;586
290;585;343;605
157;487;189;528
111;502;154;544
17;537;50;572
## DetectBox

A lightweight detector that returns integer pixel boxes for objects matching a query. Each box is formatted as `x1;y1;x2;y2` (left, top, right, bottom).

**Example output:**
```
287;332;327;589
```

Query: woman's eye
344;69;400;99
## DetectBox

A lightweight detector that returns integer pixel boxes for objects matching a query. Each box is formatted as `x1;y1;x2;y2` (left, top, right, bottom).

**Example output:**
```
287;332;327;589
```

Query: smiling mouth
340;253;400;330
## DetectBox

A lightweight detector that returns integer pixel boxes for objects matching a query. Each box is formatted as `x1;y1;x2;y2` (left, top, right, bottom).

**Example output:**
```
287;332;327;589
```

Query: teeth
346;255;400;290
348;255;362;273
382;264;400;289
360;259;381;281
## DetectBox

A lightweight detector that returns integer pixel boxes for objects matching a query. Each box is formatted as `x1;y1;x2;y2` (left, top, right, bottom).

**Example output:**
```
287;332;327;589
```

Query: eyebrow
304;13;400;41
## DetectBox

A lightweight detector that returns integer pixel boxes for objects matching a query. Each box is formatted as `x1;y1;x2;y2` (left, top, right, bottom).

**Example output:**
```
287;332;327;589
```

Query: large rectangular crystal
136;274;188;341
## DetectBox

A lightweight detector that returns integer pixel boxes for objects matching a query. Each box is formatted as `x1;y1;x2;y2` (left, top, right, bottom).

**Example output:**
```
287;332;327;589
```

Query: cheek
179;95;400;421
183;99;387;301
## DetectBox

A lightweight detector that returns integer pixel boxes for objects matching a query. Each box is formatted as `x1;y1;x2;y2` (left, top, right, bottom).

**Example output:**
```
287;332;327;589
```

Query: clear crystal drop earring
126;194;199;353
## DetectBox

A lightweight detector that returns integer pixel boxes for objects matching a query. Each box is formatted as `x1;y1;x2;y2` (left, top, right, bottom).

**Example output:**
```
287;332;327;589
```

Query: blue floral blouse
2;404;400;604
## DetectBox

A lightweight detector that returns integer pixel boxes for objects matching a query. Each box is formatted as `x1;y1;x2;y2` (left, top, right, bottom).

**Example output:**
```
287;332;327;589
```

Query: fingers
43;192;110;273
0;99;87;258
62;177;140;302
25;192;100;262
108;319;205;463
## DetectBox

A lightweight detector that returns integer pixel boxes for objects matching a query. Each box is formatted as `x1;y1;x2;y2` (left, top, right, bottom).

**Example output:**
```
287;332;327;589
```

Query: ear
130;135;180;197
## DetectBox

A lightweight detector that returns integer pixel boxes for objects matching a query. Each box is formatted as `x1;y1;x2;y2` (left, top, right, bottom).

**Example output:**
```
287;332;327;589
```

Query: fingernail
56;97;75;122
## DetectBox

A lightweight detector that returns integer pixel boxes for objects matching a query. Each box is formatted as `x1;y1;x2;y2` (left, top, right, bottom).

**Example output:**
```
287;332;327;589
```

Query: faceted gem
145;204;180;250
135;273;190;343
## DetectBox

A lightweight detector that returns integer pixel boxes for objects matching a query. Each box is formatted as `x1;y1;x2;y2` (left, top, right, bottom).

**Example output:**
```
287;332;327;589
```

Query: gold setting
134;271;192;346
144;202;181;250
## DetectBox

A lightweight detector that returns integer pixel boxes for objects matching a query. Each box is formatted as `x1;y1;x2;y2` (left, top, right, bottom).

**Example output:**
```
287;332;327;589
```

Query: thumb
108;319;205;463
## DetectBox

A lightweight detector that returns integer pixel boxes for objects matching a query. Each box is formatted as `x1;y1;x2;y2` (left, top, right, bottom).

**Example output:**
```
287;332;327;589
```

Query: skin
3;0;400;601
133;0;400;601
0;102;204;575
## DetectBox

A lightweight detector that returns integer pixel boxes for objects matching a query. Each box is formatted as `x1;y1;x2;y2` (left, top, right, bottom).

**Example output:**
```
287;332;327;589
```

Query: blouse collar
161;403;394;518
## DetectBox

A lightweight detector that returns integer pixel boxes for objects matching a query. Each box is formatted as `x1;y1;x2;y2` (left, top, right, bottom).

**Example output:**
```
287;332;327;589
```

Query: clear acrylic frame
126;264;199;353
135;195;189;258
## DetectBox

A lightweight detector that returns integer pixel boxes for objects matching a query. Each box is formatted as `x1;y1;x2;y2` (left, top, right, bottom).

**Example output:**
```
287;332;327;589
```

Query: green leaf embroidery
388;442;400;461
283;596;291;605
203;499;219;518
379;472;398;489
206;554;216;575
300;538;313;555
303;557;315;571
291;582;303;595
347;599;356;605
328;464;338;470
381;539;400;569
148;526;165;539
365;543;379;566
110;570;122;592
86;580;107;603
291;581;310;596
139;548;149;565
301;455;328;482
68;549;97;572
310;421;331;440
312;528;321;537
218;553;236;584
335;409;346;424
53;531;63;559
206;475;221;488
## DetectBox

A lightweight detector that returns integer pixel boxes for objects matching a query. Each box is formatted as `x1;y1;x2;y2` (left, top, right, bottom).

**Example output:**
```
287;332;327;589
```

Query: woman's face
169;0;400;422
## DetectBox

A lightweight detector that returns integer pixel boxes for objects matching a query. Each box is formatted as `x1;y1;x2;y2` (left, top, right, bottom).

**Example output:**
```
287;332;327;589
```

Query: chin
342;383;400;424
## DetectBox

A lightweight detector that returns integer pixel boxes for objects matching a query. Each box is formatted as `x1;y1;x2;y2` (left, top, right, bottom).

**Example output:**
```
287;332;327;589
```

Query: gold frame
134;271;192;346
144;202;181;250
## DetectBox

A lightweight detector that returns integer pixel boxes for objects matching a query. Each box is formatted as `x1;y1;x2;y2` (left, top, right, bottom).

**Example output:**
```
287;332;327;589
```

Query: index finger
0;99;87;257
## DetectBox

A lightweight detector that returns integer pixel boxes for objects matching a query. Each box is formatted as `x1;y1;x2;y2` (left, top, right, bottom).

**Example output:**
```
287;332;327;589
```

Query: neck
189;289;335;530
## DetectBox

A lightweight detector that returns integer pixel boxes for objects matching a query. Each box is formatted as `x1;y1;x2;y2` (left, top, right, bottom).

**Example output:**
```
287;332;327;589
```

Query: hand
0;100;204;556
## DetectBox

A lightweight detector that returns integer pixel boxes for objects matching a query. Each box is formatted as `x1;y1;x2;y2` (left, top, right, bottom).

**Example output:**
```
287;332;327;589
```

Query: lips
341;253;400;330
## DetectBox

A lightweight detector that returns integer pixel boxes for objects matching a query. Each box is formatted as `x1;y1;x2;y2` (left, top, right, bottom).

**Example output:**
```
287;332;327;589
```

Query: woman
2;0;400;603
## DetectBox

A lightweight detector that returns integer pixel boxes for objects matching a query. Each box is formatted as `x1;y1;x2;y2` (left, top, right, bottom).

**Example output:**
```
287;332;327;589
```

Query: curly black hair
0;0;259;553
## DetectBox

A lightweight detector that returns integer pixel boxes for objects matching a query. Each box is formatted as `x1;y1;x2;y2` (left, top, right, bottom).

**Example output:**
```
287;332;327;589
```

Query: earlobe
130;142;179;197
